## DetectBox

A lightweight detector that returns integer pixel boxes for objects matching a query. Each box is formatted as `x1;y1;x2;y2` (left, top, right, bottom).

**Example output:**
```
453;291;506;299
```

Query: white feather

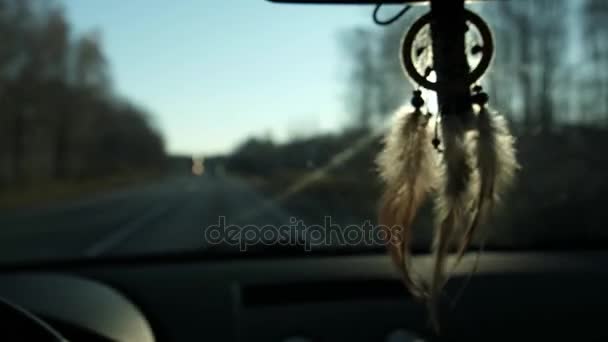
377;101;519;333
454;106;519;264
377;105;438;297
427;114;478;330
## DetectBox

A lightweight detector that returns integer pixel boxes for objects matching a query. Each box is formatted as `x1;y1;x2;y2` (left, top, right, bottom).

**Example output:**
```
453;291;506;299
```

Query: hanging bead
411;90;425;109
471;85;489;106
432;136;442;151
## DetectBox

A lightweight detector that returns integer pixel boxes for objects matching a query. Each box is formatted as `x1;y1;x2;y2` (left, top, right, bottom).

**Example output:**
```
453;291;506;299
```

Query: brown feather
377;106;437;297
429;114;478;331
454;106;519;265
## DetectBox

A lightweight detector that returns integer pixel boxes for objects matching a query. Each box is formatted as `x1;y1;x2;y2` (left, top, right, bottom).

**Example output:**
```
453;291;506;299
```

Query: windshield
0;0;606;264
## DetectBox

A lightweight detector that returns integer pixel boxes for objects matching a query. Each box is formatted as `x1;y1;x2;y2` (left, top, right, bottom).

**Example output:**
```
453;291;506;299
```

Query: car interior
1;0;607;341
3;250;608;341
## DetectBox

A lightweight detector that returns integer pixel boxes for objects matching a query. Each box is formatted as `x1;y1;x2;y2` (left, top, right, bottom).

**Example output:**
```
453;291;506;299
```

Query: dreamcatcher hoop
377;3;519;334
400;9;494;91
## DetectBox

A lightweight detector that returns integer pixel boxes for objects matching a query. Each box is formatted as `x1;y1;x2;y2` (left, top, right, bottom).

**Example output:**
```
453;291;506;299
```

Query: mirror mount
266;1;426;4
428;0;471;117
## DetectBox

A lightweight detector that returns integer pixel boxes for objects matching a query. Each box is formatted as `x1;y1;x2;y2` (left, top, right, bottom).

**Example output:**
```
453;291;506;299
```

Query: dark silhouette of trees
0;0;166;189
486;0;568;132
340;1;593;132
582;0;608;124
489;0;608;129
340;18;413;128
340;28;377;128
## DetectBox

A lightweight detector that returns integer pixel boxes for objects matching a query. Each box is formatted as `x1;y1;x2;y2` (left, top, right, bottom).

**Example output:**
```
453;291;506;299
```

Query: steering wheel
0;297;66;341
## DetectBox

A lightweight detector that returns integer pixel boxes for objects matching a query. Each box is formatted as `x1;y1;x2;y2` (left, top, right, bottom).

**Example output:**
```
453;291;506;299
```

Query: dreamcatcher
375;3;519;330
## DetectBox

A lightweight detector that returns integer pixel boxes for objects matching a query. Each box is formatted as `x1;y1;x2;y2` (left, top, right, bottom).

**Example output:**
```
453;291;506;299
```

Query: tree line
225;0;608;245
0;0;166;189
342;0;608;131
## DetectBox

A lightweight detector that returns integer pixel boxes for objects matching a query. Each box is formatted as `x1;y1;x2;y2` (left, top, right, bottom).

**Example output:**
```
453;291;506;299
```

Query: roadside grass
227;125;608;249
0;171;164;210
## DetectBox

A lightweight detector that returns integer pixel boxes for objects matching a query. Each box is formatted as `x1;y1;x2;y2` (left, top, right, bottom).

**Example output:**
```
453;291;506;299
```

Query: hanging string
432;113;442;153
372;2;412;26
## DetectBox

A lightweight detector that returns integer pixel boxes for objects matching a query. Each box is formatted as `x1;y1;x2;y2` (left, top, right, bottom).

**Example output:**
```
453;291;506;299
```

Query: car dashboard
0;250;607;341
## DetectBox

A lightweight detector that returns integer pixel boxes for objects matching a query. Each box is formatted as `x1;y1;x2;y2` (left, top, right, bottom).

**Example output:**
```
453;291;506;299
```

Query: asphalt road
0;175;295;264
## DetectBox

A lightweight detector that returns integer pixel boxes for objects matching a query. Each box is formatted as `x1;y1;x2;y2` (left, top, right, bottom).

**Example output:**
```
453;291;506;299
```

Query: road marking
83;203;177;257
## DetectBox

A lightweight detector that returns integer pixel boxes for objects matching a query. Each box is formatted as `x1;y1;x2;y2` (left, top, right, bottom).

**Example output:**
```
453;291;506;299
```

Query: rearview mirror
266;0;425;3
266;0;495;3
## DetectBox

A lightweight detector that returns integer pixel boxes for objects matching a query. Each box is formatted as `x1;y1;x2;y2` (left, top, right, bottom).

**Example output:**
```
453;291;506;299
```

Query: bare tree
341;28;377;128
374;21;411;118
487;0;568;131
582;0;608;124
0;0;166;188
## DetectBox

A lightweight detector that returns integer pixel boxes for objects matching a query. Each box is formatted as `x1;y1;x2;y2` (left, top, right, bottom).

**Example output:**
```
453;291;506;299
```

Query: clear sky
59;0;375;156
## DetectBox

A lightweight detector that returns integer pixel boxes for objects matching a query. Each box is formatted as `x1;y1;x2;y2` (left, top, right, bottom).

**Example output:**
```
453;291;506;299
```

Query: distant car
191;157;205;176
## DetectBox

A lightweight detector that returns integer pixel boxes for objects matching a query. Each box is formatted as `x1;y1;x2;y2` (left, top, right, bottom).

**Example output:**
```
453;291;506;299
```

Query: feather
428;113;478;331
454;105;519;264
377;105;437;297
377;102;518;332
